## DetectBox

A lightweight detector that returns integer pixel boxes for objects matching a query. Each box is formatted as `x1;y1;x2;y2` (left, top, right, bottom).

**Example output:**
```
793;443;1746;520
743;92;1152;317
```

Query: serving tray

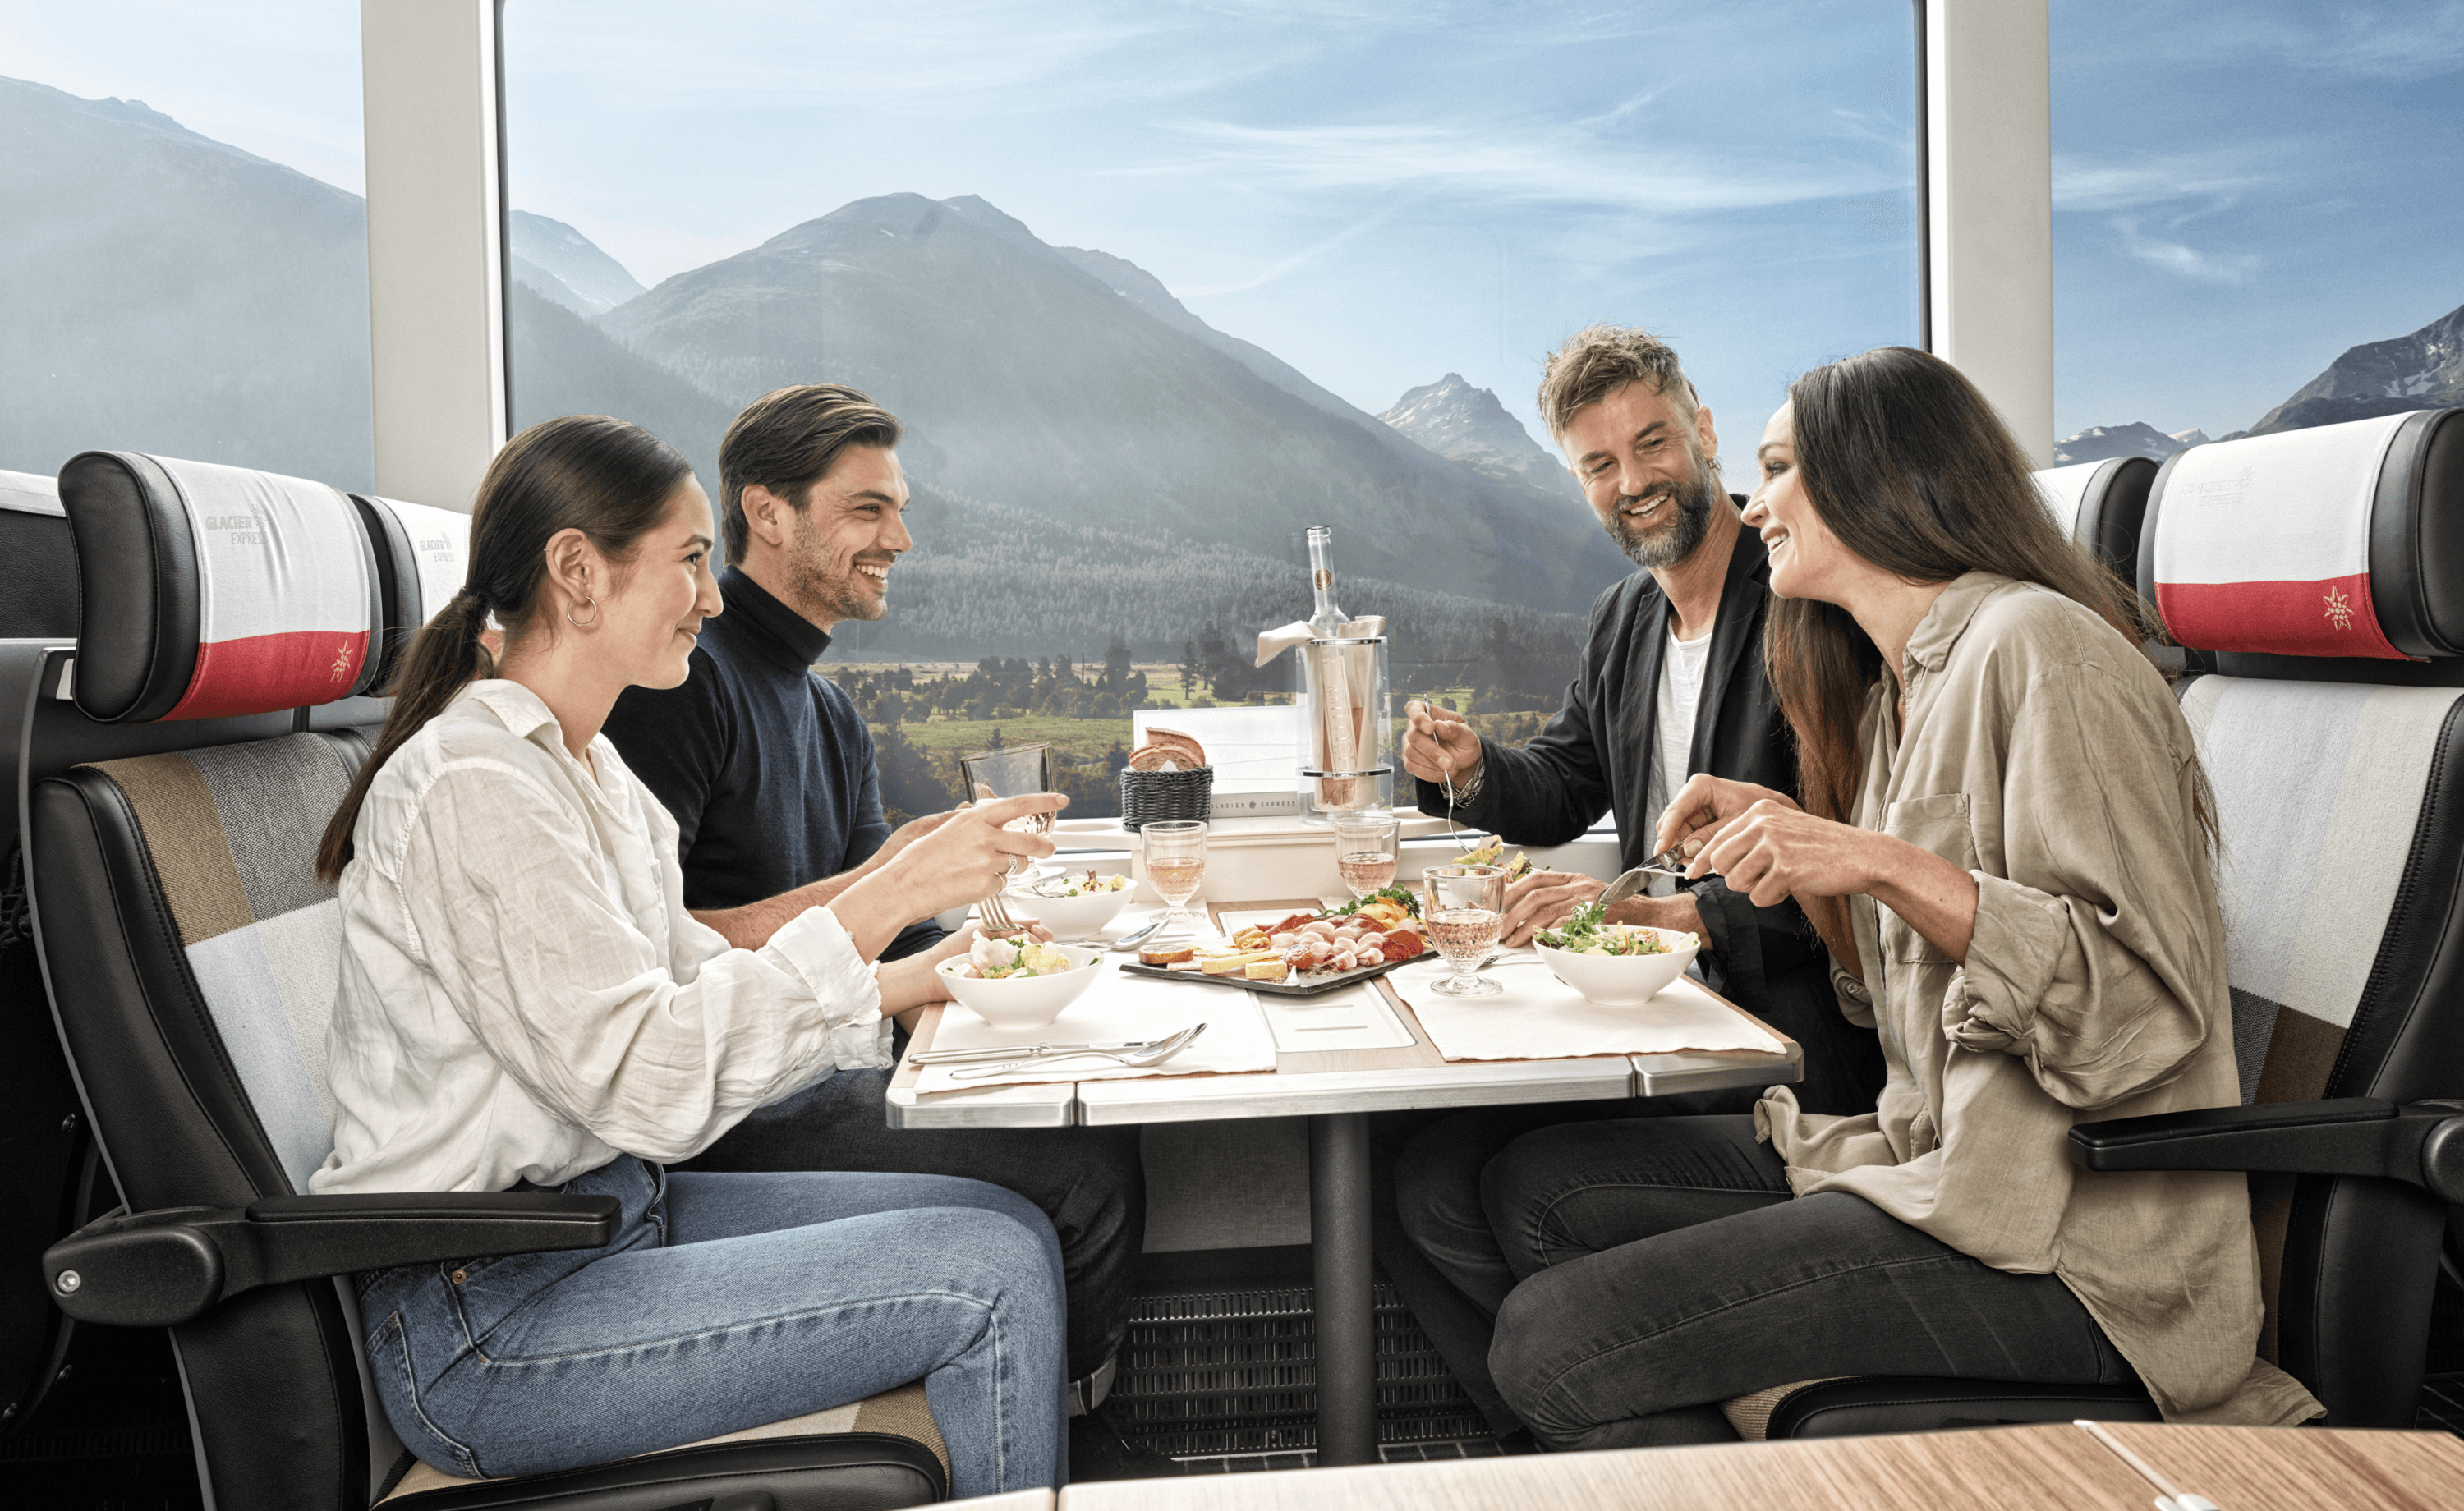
1116;948;1432;998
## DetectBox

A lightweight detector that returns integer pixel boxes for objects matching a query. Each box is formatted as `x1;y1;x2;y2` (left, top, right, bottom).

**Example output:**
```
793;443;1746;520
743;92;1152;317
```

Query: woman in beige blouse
1479;347;2321;1449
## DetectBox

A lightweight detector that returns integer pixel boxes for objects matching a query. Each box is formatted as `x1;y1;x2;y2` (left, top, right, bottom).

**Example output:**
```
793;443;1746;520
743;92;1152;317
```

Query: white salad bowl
937;943;1106;1031
1534;926;1702;1008
1000;883;1134;942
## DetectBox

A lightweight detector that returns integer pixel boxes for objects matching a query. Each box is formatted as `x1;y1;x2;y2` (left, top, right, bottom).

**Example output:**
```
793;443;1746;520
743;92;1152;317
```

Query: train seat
28;452;952;1509
0;466;93;1441
1730;406;2464;1440
2035;453;2159;580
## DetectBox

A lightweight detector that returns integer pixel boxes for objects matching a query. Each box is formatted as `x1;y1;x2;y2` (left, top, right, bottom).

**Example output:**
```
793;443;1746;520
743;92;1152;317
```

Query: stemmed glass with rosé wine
1140;820;1208;939
1333;811;1400;899
1420;864;1506;997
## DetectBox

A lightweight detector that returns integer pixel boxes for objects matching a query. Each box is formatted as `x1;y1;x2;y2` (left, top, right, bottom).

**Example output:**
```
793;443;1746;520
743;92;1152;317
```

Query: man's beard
788;537;893;625
1607;458;1721;570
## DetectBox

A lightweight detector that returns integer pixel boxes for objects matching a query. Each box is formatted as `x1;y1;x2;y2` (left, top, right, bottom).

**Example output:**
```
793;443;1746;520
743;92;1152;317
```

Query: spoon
948;1022;1207;1080
1106;915;1171;953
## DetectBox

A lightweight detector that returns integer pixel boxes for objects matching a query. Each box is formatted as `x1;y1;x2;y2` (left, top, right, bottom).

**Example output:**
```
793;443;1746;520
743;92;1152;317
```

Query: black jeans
1481;1115;2133;1450
675;1046;1144;1383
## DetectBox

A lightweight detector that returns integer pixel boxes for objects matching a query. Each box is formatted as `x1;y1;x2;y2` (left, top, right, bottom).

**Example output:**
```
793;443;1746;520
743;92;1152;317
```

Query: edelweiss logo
2323;586;2354;631
329;640;355;683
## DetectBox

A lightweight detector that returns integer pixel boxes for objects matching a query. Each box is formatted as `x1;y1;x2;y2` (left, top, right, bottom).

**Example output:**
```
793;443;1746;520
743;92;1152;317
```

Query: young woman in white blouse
313;415;1071;1494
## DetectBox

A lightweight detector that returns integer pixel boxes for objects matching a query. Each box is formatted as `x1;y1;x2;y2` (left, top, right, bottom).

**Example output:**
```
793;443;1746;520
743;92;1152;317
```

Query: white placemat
1388;954;1784;1063
915;964;1276;1092
1253;980;1417;1053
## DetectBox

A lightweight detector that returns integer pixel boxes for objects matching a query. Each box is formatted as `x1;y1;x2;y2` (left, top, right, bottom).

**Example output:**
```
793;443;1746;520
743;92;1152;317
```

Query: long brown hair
1763;347;2192;960
315;416;692;882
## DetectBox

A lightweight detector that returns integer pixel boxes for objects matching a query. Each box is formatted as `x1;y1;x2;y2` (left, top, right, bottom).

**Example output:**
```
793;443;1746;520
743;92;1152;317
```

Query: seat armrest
2067;1097;2464;1201
41;1191;620;1328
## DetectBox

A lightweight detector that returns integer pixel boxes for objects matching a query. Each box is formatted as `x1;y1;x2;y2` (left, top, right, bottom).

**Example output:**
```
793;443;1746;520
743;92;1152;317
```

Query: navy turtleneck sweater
602;563;940;962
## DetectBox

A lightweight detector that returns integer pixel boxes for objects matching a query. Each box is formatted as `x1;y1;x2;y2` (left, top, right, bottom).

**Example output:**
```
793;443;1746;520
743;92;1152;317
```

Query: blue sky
7;1;2459;444
2051;0;2464;438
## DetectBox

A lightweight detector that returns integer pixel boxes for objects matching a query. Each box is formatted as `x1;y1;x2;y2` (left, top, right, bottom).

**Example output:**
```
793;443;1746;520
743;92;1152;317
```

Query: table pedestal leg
1309;1110;1376;1467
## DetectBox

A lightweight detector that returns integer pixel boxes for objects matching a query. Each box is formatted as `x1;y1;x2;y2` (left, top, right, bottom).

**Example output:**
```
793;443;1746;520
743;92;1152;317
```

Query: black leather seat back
2034;455;2158;581
0;471;78;640
0;471;92;1435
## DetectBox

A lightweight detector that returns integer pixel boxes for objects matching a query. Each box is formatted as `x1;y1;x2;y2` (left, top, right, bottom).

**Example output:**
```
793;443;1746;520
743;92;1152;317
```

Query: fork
977;889;1022;934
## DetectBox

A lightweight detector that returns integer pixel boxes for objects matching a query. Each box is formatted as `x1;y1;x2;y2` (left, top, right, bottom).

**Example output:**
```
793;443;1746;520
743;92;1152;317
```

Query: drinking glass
1141;820;1208;939
1420;864;1506;997
1333;811;1400;899
959;742;1058;880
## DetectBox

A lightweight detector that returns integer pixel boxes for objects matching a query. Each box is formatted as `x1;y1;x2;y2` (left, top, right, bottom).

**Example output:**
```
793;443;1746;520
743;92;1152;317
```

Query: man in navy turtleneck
600;385;1147;1432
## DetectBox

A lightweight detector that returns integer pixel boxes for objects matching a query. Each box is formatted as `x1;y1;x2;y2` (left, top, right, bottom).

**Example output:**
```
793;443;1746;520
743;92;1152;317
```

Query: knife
910;1039;1142;1067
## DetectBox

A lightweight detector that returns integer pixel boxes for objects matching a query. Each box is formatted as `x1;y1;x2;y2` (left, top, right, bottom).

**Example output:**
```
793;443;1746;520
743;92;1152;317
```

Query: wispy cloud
1127;115;1892;214
2052;152;2269;214
1169;210;1396;296
2113;218;2259;284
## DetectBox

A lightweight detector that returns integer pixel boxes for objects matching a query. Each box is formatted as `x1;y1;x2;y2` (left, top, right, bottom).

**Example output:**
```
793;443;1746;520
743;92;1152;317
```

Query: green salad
1329;884;1421;920
1536;902;1689;957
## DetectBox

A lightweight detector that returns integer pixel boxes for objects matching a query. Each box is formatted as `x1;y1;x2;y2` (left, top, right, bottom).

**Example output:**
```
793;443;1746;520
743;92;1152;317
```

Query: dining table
889;898;1804;1469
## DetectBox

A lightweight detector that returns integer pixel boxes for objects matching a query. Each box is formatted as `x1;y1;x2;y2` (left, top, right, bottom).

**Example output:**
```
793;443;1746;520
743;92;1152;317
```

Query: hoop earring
566;596;600;629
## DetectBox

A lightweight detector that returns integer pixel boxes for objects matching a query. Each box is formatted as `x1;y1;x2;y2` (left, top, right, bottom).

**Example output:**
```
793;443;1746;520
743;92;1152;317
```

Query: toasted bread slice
1138;945;1196;967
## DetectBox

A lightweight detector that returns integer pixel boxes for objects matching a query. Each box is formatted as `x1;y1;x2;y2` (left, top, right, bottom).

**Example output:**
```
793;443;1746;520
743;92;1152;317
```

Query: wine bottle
1304;526;1359;807
1306;526;1348;639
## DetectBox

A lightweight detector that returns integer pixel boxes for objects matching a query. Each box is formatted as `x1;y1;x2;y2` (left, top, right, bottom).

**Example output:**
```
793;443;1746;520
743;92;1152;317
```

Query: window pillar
361;0;505;511
1926;0;2054;464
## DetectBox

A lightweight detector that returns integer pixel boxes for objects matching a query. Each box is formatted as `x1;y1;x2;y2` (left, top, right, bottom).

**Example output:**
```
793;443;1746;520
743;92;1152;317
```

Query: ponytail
315;416;692;884
315;591;496;882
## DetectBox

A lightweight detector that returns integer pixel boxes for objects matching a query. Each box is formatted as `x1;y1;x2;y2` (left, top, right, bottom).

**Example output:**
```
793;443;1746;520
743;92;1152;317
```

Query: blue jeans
356;1155;1067;1497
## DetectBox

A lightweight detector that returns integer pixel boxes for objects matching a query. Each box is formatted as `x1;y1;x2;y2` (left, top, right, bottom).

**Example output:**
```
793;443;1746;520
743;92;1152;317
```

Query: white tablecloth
915;963;1276;1092
1388;954;1785;1063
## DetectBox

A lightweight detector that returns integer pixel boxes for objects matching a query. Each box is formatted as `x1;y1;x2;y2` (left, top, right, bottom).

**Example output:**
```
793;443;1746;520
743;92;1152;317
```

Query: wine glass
1333;810;1400;900
959;743;1058;881
1140;820;1208;939
1420;863;1506;997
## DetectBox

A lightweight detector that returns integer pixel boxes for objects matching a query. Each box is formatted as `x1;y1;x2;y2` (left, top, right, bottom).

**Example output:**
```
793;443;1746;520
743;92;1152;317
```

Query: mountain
2248;301;2464;436
508;280;734;516
1380;373;1578;497
510;210;648;317
2169;428;2213;448
1054;246;1386;441
594;192;1630;613
2051;420;2191;466
0;75;373;486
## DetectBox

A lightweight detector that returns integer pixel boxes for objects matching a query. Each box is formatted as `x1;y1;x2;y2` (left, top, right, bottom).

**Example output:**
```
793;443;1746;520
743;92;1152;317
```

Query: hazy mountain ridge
835;480;1587;664
512;210;649;317
1;73;375;486
1380;373;1578;497
594;191;1630;613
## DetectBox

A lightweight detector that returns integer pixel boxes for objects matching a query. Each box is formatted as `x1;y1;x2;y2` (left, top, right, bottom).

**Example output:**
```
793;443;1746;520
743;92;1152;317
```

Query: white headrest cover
2149;413;2414;659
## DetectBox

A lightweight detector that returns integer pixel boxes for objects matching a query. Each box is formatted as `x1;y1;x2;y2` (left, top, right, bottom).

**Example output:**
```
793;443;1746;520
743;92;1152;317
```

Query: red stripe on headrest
2154;574;2409;660
163;630;370;720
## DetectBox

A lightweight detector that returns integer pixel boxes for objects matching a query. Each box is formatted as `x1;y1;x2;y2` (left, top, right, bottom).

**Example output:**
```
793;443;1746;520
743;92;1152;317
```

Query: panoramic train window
502;0;1921;820
1;3;375;489
2050;0;2464;466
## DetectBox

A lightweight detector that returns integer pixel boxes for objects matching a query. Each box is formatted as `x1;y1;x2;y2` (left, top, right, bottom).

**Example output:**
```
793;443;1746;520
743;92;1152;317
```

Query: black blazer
1414;517;1883;1113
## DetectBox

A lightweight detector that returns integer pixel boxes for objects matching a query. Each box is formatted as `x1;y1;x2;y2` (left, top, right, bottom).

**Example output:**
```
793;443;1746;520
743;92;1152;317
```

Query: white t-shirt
1643;622;1715;897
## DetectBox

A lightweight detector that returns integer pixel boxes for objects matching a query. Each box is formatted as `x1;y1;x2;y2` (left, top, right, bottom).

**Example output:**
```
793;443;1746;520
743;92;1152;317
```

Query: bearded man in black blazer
1385;326;1885;1437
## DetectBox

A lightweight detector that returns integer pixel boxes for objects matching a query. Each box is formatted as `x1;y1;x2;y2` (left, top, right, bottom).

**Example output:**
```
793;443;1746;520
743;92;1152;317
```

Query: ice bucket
1295;633;1392;823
